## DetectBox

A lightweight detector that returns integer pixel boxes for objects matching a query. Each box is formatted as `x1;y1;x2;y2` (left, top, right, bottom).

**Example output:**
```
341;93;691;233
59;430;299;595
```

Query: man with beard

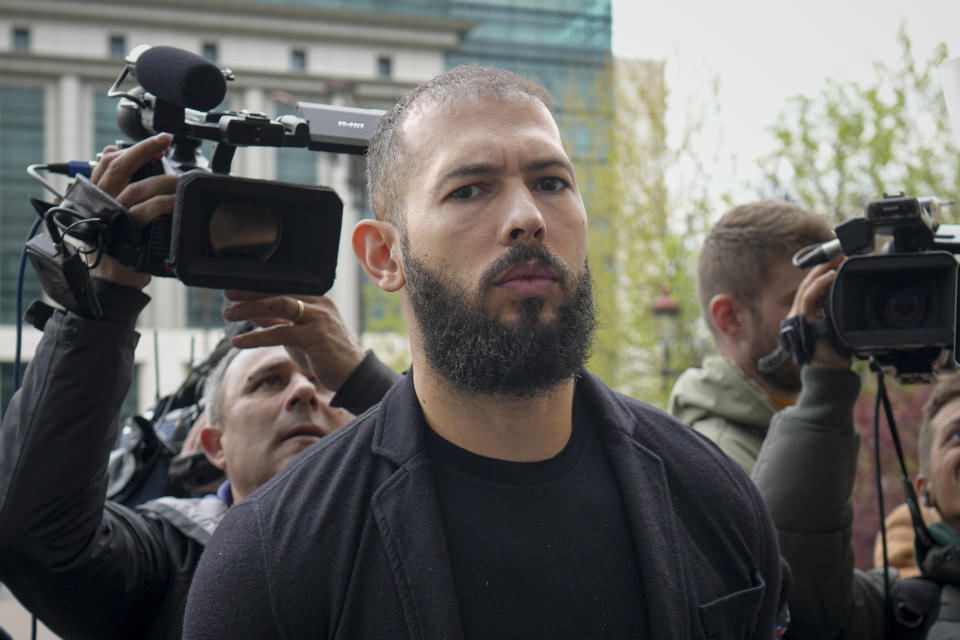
183;65;786;639
669;201;834;473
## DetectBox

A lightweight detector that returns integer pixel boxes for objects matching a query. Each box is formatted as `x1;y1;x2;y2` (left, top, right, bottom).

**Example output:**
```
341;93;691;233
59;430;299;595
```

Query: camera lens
874;283;929;329
208;202;282;261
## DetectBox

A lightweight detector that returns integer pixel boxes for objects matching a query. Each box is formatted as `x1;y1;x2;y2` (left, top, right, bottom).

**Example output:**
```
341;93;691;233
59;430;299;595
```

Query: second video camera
820;194;959;382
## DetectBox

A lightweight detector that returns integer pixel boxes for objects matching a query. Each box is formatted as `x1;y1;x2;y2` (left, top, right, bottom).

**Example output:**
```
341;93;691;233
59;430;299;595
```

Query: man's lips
280;424;327;442
494;263;559;298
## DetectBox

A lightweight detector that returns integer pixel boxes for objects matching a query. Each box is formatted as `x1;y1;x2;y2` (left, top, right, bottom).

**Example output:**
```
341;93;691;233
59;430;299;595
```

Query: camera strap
757;314;835;373
60;175;130;232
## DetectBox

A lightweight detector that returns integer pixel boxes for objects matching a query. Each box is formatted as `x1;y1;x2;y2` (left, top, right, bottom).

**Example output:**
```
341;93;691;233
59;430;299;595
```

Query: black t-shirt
426;397;649;639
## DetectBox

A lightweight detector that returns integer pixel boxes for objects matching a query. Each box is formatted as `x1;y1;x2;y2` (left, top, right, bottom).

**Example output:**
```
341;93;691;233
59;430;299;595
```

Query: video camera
800;194;960;383
26;45;384;313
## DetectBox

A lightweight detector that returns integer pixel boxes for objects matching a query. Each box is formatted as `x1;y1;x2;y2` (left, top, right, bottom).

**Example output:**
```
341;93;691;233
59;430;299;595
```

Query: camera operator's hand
87;133;179;290
789;257;851;369
223;291;366;391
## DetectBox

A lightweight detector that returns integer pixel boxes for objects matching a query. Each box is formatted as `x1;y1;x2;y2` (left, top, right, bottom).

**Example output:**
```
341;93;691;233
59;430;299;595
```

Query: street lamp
652;283;680;390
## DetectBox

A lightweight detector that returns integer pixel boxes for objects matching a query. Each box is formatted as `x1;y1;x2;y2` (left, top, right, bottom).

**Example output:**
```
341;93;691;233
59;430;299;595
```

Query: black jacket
184;370;785;639
0;288;401;639
753;365;960;639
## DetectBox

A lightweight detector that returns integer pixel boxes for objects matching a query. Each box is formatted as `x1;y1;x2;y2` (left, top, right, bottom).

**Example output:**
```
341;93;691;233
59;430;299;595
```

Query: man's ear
199;424;228;471
916;475;935;508
708;294;745;340
352;219;404;292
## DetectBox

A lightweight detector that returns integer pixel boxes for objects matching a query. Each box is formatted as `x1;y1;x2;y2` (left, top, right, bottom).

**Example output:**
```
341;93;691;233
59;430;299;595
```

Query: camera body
823;194;960;382
44;45;384;296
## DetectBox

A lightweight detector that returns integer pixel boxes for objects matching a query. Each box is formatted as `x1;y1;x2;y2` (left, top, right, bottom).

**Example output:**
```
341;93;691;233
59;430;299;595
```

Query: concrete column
320;151;362;335
56;73;85;162
140;278;186;329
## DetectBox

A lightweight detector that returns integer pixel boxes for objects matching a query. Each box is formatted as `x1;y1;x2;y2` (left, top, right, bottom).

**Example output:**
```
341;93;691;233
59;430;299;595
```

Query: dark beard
403;241;596;398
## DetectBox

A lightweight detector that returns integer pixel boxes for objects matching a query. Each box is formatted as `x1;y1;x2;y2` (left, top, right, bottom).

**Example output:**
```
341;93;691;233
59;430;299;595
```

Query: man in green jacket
669;201;833;472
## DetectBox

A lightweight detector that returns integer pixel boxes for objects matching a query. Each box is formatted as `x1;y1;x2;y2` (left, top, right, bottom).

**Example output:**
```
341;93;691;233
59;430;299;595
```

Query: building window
202;42;218;63
109;35;126;58
186;287;224;329
377;56;392;78
1;85;45;325
12;27;29;52
290;49;306;72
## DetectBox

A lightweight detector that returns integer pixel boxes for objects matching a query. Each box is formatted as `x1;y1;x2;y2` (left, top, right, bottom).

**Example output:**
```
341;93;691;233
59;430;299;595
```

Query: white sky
611;0;960;205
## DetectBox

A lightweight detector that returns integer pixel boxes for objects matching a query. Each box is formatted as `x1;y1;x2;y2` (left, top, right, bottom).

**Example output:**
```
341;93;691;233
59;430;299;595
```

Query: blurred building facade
0;0;612;415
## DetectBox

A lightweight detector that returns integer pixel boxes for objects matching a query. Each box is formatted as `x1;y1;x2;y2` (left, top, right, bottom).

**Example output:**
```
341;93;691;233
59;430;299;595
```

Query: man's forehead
225;346;293;387
932;396;960;441
404;92;559;140
404;95;564;171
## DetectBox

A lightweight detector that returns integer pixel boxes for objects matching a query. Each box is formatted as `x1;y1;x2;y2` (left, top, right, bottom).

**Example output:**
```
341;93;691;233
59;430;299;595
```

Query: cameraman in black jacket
0;133;400;639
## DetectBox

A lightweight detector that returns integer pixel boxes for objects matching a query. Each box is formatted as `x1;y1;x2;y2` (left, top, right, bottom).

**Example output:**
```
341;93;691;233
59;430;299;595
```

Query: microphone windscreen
135;46;226;110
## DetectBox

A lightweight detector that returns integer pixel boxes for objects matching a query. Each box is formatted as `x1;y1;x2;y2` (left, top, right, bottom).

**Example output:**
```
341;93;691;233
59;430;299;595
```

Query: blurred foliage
359;277;411;372
570;58;721;407
761;25;960;224
760;22;960;569
851;373;931;570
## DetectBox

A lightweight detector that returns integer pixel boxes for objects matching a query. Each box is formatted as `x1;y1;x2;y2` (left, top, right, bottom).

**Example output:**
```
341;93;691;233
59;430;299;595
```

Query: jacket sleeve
330;349;403;416
751;365;885;640
182;498;279;638
0;284;178;638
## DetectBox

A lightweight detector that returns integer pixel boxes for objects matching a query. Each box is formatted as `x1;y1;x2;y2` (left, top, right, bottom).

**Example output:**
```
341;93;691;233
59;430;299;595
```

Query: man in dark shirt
183;65;785;639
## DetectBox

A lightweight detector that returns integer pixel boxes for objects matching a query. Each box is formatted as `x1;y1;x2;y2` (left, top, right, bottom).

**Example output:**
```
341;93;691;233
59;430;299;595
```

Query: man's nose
286;373;321;412
498;183;545;245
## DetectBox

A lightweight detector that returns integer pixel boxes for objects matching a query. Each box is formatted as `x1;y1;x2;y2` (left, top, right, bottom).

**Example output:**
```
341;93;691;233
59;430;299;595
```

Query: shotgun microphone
134;46;226;110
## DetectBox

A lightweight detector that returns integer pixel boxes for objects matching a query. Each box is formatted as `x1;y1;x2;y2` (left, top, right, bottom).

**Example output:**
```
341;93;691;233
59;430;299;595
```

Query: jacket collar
369;369;692;638
370;367;428;466
577;371;693;638
369;369;463;639
670;355;776;430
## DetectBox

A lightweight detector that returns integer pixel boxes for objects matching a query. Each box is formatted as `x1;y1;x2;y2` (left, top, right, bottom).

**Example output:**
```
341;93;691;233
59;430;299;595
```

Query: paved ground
0;586;57;639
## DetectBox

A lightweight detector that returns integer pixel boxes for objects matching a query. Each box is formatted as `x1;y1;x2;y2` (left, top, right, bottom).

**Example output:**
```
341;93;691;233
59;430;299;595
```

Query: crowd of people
0;63;955;639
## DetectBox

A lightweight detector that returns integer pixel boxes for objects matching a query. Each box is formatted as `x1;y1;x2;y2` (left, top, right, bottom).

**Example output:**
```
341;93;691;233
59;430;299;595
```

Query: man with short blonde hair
670;200;833;472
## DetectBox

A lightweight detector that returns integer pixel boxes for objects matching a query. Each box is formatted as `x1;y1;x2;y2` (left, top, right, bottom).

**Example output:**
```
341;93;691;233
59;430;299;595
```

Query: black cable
873;370;892;636
50;207;107;240
63;216;104;237
872;368;936;635
83;244;105;269
877;371;936;552
62;217;106;268
47;204;86;229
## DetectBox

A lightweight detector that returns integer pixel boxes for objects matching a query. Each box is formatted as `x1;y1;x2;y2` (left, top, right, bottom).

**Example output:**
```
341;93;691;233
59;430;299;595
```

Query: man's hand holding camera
223;291;366;392
788;257;851;369
82;133;367;391
87;133;179;290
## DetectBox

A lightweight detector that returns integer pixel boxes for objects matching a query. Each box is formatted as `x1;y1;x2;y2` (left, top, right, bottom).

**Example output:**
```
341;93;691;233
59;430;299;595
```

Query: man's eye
254;375;283;390
448;184;481;199
538;176;568;192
